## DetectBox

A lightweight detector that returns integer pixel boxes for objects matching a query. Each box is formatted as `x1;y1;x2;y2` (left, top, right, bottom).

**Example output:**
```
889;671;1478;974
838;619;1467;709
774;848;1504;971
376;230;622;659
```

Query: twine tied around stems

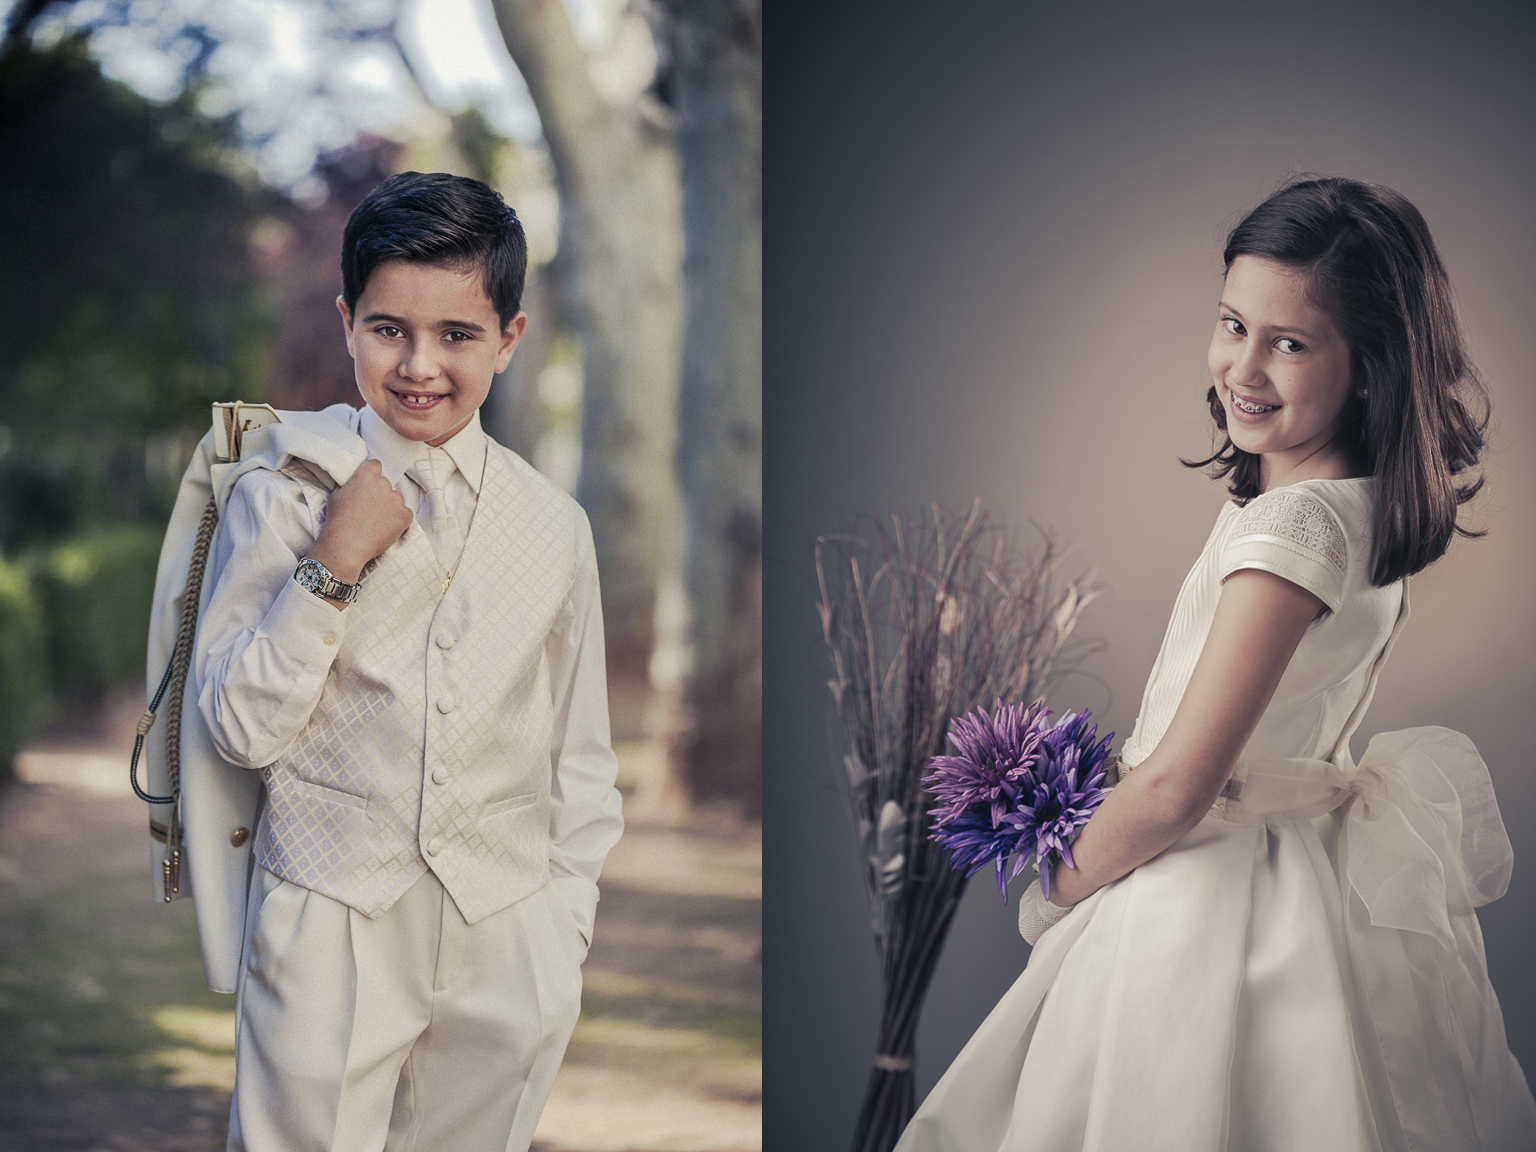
872;1054;914;1072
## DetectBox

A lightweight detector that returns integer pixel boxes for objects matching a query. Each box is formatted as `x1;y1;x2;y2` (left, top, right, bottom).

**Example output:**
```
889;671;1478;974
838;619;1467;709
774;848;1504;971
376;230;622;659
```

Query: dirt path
0;692;760;1151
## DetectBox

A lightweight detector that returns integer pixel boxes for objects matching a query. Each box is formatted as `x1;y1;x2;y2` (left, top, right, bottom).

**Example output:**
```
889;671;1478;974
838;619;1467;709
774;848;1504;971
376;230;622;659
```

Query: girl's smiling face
1207;255;1360;489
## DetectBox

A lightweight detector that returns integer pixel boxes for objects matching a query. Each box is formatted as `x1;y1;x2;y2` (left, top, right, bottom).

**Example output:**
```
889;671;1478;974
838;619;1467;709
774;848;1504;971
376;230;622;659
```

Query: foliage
0;551;50;768
0;32;279;536
27;524;163;703
450;106;511;188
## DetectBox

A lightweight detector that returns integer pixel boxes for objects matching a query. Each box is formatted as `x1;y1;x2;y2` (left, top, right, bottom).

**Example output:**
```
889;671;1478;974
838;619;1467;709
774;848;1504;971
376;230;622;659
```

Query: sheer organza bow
1217;726;1512;951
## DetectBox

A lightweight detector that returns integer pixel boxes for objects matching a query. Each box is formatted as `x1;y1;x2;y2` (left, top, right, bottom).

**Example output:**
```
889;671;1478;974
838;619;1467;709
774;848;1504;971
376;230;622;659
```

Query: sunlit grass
579;965;760;1051
150;1006;237;1089
0;870;232;1086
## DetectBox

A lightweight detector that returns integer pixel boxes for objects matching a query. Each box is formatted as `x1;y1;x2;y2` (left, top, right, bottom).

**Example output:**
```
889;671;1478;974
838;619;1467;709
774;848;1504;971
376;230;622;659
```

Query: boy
195;172;624;1150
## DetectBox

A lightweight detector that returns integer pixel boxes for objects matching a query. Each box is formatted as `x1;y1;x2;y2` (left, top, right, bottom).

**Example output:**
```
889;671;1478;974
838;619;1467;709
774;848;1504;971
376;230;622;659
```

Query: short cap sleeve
1219;488;1348;611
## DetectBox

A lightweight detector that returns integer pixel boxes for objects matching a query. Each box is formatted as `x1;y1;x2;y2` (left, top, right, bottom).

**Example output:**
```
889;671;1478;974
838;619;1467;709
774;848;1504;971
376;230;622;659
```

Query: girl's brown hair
1186;176;1488;585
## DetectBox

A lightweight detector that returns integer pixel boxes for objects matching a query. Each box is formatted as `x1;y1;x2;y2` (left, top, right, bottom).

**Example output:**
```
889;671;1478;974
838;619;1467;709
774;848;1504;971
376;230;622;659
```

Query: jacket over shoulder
142;402;366;993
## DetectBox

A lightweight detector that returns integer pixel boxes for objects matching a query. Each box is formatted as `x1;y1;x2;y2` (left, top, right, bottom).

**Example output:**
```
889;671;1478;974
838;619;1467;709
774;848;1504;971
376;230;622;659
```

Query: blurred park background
0;0;759;1147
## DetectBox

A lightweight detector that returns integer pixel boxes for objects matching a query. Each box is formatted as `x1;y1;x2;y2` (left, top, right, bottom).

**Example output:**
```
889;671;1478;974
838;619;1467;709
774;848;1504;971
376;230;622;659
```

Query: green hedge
29;525;164;703
0;554;49;767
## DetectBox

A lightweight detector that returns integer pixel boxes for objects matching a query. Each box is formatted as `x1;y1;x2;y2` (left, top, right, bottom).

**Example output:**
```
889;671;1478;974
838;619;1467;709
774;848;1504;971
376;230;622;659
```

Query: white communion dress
895;478;1536;1152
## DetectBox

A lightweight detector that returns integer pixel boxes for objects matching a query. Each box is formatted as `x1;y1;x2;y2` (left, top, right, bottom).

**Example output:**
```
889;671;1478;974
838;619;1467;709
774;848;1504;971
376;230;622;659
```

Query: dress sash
1215;727;1513;952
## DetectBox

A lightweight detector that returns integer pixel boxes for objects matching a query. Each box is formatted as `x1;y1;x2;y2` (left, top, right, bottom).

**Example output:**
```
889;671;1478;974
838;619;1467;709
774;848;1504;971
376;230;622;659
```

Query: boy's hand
305;458;413;592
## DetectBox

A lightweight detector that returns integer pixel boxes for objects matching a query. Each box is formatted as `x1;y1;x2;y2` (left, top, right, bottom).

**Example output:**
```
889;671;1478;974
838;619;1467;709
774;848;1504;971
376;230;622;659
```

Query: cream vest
255;443;578;924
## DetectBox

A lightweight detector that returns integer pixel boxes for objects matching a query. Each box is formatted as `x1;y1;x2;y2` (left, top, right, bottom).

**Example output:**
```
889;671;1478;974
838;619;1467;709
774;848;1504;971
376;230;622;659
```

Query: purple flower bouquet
925;700;1113;902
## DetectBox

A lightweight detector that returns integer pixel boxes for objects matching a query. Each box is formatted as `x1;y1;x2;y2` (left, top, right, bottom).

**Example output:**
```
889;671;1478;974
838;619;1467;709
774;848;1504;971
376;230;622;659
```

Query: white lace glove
1018;875;1072;945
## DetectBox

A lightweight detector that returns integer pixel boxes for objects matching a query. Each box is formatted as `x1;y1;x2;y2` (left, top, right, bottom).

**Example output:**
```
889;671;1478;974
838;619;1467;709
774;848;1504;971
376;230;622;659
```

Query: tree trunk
663;0;762;814
484;260;555;462
490;0;683;724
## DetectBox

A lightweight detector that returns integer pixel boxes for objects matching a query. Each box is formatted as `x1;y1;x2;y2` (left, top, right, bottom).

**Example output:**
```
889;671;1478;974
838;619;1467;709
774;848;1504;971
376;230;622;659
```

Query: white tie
406;449;464;587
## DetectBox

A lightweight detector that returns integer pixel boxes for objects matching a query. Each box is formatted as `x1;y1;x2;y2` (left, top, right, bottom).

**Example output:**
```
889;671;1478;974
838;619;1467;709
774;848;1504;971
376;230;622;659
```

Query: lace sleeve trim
1228;488;1348;577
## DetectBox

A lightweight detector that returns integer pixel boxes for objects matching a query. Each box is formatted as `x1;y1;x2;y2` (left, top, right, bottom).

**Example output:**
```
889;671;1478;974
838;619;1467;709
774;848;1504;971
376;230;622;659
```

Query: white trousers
228;867;584;1152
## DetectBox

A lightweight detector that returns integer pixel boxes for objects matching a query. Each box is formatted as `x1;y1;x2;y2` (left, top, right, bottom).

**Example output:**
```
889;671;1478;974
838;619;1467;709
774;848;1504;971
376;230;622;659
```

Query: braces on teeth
1232;393;1278;414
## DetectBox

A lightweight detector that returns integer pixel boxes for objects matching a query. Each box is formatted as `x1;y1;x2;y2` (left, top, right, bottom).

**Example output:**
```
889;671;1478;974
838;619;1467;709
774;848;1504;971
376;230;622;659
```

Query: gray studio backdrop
765;1;1536;1146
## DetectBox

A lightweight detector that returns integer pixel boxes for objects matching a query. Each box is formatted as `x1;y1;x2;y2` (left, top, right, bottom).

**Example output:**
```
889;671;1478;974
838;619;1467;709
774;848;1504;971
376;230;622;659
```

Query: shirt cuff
261;572;349;665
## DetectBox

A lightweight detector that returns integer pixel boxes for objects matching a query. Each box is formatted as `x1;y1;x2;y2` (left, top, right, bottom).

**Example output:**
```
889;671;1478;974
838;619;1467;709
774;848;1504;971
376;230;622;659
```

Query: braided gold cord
165;496;219;800
160;495;219;899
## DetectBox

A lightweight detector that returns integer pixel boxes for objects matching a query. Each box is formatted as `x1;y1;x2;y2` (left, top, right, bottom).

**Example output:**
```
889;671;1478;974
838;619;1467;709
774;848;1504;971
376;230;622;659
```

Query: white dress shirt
198;408;486;770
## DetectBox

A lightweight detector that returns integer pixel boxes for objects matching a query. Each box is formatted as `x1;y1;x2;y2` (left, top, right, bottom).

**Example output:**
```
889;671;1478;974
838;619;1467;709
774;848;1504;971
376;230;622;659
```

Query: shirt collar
359;406;487;494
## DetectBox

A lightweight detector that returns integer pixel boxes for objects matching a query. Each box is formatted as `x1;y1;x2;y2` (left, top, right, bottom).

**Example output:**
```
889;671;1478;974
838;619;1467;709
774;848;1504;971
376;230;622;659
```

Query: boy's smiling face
338;259;525;446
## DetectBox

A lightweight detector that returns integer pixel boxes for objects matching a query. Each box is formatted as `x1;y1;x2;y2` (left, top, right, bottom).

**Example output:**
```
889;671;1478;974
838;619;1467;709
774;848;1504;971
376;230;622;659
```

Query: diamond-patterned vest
254;444;577;923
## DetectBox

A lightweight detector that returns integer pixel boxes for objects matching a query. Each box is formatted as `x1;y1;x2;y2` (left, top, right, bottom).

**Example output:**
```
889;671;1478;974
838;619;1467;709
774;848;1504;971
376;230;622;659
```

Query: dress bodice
1120;478;1403;771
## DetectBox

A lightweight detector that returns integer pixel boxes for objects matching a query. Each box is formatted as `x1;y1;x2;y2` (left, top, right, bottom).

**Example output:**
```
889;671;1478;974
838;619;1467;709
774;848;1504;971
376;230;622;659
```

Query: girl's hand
305;458;413;588
1045;568;1324;908
1020;875;1072;944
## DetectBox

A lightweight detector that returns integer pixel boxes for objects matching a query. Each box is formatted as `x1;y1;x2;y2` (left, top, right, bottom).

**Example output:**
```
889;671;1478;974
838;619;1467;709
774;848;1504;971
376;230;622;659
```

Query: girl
896;178;1536;1151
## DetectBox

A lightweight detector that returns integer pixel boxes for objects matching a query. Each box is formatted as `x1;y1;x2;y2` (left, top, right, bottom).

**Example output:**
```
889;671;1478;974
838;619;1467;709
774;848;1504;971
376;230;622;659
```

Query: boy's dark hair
341;171;527;328
1185;176;1488;586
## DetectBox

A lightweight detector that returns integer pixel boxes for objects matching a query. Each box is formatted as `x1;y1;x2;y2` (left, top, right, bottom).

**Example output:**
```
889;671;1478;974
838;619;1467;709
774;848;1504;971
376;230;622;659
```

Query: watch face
296;560;324;593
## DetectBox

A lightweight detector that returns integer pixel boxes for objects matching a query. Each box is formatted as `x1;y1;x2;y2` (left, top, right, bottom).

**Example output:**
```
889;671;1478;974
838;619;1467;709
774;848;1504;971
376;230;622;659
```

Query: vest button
432;767;450;785
230;827;249;848
437;696;455;714
426;838;443;857
436;633;456;650
322;631;337;647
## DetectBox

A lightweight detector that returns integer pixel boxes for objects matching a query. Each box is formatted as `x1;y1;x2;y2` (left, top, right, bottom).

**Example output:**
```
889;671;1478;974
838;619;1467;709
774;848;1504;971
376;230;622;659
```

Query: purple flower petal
923;701;1113;904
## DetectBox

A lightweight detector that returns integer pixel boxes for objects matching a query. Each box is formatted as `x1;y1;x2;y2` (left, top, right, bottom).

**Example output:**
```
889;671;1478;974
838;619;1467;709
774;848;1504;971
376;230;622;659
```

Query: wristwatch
293;557;361;604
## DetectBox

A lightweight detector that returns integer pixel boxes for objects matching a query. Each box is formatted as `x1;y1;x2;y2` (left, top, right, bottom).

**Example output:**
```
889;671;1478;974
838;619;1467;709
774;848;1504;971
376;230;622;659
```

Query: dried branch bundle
815;500;1102;1152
